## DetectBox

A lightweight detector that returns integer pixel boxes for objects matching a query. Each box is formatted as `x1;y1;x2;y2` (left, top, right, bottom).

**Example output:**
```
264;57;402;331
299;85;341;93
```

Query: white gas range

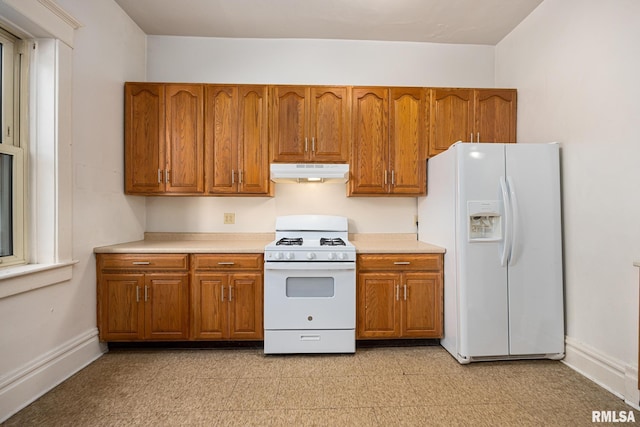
263;215;356;354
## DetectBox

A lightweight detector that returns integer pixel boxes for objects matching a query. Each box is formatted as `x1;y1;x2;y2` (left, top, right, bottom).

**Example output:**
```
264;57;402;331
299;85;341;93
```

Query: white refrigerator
418;142;564;364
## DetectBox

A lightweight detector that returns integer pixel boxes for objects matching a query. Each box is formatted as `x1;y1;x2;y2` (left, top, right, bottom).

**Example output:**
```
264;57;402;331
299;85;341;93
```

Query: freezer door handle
507;176;519;265
499;176;512;267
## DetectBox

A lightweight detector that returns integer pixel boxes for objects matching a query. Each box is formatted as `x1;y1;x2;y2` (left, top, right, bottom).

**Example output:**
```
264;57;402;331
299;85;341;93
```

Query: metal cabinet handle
136;286;140;302
158;169;163;184
404;284;407;300
221;285;225;302
144;285;149;302
391;170;395;186
239;170;243;184
231;170;235;184
229;285;233;301
470;133;473;142
477;132;480;142
393;261;411;265
165;169;170;183
305;137;308;152
132;261;151;265
312;137;316;153
384;170;388;185
395;284;399;301
218;262;235;265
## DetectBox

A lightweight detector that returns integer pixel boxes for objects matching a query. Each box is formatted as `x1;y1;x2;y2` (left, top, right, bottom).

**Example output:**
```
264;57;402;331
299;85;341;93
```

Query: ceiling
114;0;543;45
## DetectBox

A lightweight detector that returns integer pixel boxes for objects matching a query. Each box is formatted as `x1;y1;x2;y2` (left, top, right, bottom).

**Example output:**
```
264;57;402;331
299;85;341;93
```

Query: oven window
286;277;334;298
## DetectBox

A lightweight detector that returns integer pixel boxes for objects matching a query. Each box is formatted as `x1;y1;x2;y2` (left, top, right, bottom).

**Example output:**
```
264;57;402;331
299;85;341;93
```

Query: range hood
270;163;349;183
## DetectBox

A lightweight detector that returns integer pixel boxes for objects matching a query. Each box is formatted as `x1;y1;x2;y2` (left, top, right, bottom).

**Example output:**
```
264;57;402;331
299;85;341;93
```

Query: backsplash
145;183;418;233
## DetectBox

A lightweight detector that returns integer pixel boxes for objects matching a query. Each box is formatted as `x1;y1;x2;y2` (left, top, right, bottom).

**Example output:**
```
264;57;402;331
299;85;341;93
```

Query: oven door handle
264;262;356;271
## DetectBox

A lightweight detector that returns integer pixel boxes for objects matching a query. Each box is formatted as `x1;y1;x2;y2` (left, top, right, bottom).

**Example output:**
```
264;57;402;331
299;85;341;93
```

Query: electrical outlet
223;213;235;224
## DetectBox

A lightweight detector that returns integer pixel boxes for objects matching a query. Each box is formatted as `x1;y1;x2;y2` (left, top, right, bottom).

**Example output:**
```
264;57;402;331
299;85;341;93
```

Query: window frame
0;27;27;268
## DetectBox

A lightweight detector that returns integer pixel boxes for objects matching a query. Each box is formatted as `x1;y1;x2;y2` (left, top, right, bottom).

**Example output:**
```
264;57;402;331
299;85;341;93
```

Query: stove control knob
273;252;283;260
338;252;348;260
306;252;316;260
286;252;295;260
327;252;336;260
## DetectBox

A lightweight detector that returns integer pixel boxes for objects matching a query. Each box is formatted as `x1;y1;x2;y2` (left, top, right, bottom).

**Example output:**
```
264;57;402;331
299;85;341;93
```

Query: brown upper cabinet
270;86;349;163
428;88;517;157
349;87;427;196
205;85;271;195
125;83;204;195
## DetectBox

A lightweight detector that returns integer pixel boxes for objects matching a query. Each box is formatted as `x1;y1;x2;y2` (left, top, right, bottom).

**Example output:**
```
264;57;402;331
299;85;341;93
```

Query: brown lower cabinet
191;254;263;340
356;254;443;339
96;253;263;342
97;254;190;341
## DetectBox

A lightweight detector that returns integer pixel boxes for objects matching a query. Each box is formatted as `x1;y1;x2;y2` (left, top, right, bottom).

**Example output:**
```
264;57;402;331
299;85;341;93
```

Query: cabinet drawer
99;254;189;271
192;254;263;271
357;254;442;271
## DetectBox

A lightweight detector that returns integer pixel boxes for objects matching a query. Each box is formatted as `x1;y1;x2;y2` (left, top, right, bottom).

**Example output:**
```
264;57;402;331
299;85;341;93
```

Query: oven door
263;261;355;330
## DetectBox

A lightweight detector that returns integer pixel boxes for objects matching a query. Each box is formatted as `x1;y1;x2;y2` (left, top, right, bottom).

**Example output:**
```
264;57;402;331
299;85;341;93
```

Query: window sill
0;261;78;299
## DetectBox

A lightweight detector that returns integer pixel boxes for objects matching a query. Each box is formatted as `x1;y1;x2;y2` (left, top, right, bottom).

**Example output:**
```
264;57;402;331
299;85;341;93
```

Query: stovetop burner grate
276;237;303;246
320;237;346;246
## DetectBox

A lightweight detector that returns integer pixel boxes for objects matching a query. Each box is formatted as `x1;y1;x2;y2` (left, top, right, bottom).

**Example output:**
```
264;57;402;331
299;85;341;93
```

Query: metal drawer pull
132;261;151;265
229;285;233;301
136;286;140;302
218;262;235;265
404;284;407;300
393;261;411;265
157;169;162;184
395;284;399;301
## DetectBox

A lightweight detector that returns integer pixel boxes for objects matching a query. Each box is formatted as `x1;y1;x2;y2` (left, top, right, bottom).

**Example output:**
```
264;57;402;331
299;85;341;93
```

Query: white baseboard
0;328;106;423
563;336;639;410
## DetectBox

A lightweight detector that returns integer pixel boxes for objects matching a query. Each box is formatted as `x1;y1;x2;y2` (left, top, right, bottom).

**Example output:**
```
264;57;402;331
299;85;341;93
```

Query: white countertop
94;233;445;254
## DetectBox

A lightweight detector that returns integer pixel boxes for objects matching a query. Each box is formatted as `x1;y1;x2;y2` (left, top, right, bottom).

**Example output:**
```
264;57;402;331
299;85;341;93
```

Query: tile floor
3;344;638;426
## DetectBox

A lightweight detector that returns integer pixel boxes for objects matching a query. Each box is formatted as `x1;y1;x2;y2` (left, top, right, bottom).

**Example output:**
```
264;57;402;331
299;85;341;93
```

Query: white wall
496;0;640;404
0;0;147;421
145;36;496;233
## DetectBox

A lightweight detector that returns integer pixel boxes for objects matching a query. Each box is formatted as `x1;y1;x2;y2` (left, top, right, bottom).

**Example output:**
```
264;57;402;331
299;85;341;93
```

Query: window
0;28;25;268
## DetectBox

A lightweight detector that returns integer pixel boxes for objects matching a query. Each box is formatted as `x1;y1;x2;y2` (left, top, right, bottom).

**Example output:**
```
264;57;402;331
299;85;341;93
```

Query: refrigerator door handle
499;176;512;267
507;176;519;265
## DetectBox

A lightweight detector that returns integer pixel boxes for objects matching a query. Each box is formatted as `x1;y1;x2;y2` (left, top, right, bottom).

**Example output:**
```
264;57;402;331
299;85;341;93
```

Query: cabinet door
401;272;443;338
271;86;308;162
165;84;204;193
350;87;389;195
475;89;517;143
389;87;426;195
205;85;238;194
238;86;270;194
124;83;165;194
191;273;228;340
228;273;263;340
99;273;145;341
428;88;473;157
309;87;349;162
357;272;400;338
144;273;190;340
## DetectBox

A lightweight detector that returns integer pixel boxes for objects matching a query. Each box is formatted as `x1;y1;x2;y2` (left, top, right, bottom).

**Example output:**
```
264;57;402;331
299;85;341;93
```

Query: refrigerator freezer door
457;144;509;358
505;143;564;355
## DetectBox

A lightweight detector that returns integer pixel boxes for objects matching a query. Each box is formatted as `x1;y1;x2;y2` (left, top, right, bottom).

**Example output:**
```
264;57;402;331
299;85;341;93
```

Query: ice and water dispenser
467;201;502;242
